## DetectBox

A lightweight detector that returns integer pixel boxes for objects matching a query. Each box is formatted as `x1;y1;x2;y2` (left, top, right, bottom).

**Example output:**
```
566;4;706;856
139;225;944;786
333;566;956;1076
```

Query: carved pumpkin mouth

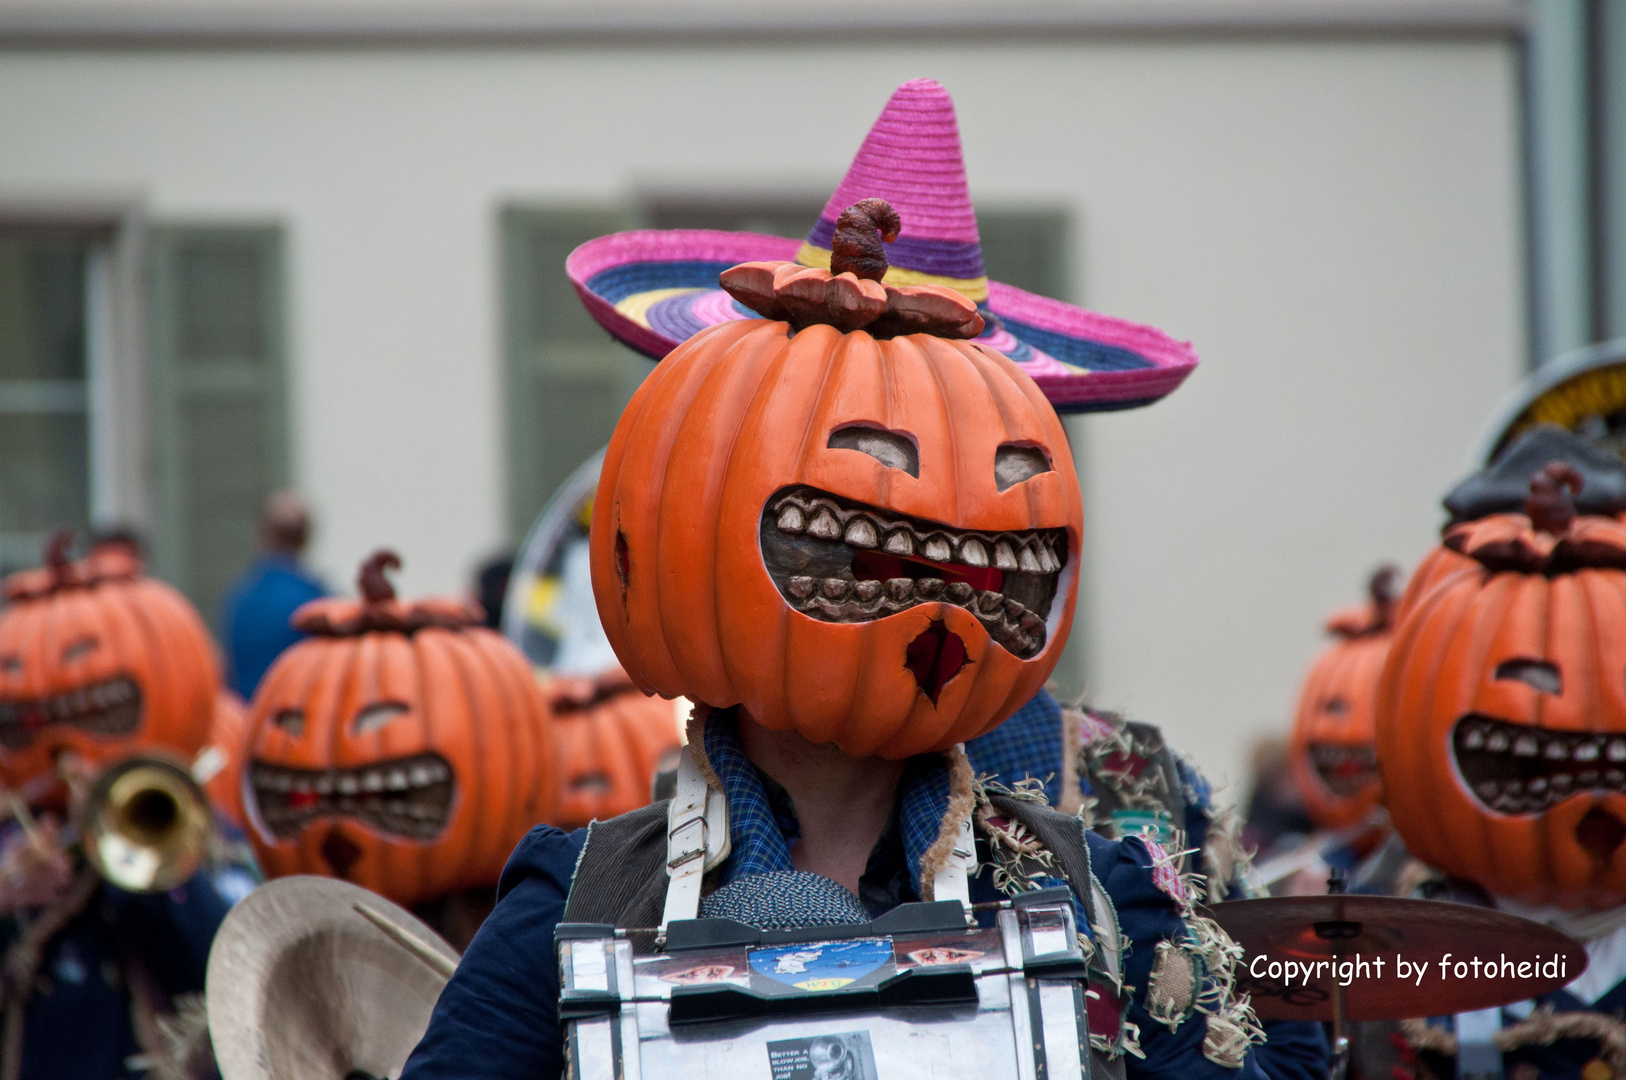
248;752;454;840
759;485;1066;659
1453;714;1626;814
0;676;142;750
1308;742;1379;796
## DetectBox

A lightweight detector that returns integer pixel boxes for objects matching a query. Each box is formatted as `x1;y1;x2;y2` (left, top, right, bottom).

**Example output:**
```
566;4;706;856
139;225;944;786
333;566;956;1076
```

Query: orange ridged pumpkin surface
0;534;218;786
1391;544;1477;628
201;690;251;827
590;206;1084;759
1376;464;1626;908
1289;568;1397;830
245;551;557;907
543;670;682;829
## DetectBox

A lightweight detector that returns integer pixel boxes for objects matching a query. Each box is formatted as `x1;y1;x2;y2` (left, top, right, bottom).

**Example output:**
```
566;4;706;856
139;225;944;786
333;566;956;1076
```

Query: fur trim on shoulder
919;746;976;901
684;704;724;793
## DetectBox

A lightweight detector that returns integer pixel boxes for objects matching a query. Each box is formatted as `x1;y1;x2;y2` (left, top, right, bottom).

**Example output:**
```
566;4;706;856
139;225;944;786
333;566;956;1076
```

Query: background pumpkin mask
1376;464;1626;908
1288;567;1397;831
0;533;219;787
244;551;556;907
590;202;1086;760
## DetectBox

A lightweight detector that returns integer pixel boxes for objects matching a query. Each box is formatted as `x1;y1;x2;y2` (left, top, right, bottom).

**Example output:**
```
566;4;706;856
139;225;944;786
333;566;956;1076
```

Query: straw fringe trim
919;746;976;902
1141;831;1265;1068
1198;797;1257;904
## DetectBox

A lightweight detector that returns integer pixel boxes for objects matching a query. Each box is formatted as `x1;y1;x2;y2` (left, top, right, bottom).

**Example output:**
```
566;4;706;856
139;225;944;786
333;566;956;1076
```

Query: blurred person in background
87;526;146;567
0;752;243;1080
1241;736;1315;863
218;492;325;700
0;535;260;1079
473;553;512;632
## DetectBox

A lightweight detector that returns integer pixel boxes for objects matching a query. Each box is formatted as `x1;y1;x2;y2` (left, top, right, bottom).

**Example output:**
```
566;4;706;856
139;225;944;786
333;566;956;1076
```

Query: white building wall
0;33;1524;793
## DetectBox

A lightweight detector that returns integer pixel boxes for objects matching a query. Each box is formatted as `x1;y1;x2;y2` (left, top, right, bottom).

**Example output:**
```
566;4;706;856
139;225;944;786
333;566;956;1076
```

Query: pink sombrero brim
566;229;1197;413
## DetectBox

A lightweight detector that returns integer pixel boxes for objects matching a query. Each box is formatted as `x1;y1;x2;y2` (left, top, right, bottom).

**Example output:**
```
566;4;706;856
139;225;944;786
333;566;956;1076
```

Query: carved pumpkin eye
995;443;1052;492
61;637;98;662
1321;696;1350;716
271;709;306;738
828;424;919;478
353;701;410;736
1494;658;1562;696
0;655;19;675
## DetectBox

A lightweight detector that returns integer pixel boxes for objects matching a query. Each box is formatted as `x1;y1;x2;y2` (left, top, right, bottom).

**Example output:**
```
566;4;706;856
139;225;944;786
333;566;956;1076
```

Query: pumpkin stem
44;529;74;582
358;549;402;604
830;199;901;281
1527;462;1583;535
1368;565;1399;630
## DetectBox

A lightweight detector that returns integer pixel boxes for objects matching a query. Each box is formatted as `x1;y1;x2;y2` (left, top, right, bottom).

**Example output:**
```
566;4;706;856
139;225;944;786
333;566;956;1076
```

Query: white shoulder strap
659;745;730;941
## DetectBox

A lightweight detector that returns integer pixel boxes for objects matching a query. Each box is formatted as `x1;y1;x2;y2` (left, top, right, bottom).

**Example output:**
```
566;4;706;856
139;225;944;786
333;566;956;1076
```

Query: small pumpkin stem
1527;462;1583;535
830;199;901;282
1368;565;1399;631
44;529;74;583
358;549;402;604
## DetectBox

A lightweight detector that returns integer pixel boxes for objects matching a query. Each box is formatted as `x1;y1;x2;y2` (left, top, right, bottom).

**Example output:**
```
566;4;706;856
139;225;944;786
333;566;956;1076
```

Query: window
148;225;288;622
0;228;106;574
501;200;833;540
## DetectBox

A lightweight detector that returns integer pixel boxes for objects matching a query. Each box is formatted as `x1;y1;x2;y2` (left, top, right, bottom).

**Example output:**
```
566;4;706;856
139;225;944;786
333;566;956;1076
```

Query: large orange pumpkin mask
0;533;218;786
245;551;557;907
1376;464;1626;908
1289;567;1397;830
591;202;1084;759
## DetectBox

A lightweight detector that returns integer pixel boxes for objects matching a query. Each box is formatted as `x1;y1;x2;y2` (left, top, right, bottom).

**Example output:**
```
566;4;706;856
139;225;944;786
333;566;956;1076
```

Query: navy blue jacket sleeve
1255;1022;1331;1080
401;825;586;1080
1092;834;1274;1080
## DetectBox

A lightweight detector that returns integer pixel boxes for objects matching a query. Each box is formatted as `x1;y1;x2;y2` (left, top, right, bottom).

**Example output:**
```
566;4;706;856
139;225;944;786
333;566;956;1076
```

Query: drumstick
353;902;459;979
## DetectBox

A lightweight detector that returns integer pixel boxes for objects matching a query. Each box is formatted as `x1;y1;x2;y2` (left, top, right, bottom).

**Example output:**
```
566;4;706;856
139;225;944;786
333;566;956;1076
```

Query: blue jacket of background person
218;554;325;699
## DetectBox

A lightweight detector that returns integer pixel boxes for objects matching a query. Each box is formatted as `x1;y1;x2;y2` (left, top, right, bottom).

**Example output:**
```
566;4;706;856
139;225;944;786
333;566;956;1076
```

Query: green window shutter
0;235;91;573
148;225;288;624
501;208;645;542
977;210;1070;299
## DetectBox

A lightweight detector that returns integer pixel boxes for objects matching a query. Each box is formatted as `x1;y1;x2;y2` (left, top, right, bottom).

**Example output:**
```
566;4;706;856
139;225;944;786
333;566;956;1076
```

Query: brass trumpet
79;754;214;893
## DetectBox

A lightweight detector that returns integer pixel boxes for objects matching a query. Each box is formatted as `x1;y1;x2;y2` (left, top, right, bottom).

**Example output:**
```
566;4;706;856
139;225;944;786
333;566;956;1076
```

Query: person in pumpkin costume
1353;428;1626;1080
403;79;1314;1080
0;535;259;1080
240;550;558;952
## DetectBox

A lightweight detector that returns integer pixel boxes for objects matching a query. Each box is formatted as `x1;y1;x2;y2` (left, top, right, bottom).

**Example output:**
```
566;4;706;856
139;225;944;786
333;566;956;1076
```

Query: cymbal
1206;895;1587;1022
206;876;460;1080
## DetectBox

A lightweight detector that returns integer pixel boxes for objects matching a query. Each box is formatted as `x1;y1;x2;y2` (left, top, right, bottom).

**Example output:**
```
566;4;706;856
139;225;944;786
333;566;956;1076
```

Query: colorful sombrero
567;78;1198;413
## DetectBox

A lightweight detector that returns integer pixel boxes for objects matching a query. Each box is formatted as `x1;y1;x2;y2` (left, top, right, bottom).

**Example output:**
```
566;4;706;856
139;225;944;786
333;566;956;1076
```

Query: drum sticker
904;945;986;967
766;1032;879;1080
748;938;893;991
658;963;738;985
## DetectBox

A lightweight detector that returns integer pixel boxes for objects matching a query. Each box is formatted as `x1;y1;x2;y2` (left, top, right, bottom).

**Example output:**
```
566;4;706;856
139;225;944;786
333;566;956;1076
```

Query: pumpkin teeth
0;676;143;750
1453;715;1626;815
1306;742;1379;797
760;485;1068;660
248;751;454;841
